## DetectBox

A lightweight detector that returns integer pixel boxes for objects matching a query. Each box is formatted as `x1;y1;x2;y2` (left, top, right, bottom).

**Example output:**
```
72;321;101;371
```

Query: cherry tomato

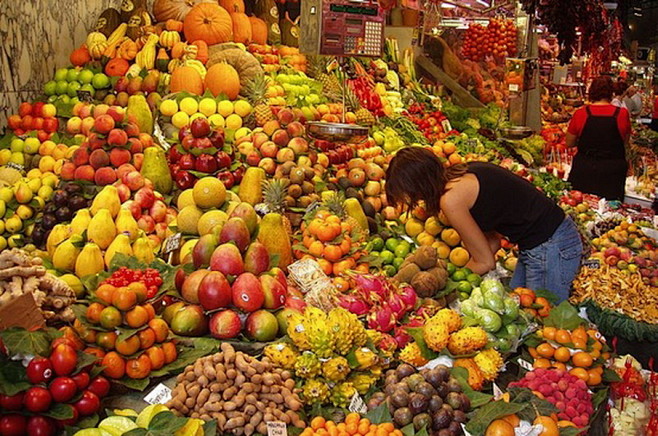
0;414;27;436
26;416;56;436
48;376;77;403
26;357;53;384
87;376;111;398
0;392;24;411
74;390;100;416
71;371;90;390
50;344;77;376
23;386;52;413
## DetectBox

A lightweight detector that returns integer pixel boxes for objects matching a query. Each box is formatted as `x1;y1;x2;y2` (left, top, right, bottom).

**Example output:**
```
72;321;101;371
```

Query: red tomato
0;414;27;436
0;392;24;411
74;391;100;416
48;376;78;403
23;387;52;413
87;376;111;398
26;416;56;436
71;371;90;390
26;357;53;384
50;344;77;376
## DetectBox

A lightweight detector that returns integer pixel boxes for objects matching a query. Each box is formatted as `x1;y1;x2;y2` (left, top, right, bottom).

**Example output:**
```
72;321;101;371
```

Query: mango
133;236;154;263
88;209;116;249
115;209;139;241
257;213;292;268
70;209;92;236
75;243;105;278
46;224;71;257
105;234;133;268
52;237;81;272
90;185;121;218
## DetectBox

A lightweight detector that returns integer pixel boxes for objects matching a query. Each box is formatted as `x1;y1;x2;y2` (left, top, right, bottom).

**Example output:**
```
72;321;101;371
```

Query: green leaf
0;327;62;357
43;403;75;420
543;301;583;330
123;429;149;436
560;427;585;436
450;367;493;408
364;402;392;424
415;426;428;436
533;289;559;305
508;388;559;422
202;419;217;436
74;350;99;374
465;401;526;435
602;369;621;383
591;387;609;410
405;327;438;360
0;356;30;395
114;376;151;391
401;424;415;436
148;411;188;434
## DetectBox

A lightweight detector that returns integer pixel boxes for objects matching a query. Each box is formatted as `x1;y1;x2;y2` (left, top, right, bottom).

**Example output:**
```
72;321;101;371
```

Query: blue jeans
510;217;583;302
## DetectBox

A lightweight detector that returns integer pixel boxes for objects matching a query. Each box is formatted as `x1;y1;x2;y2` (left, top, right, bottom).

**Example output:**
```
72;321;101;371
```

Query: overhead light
603;2;618;9
475;0;490;6
634;12;643;16
440;2;456;7
576;31;582;36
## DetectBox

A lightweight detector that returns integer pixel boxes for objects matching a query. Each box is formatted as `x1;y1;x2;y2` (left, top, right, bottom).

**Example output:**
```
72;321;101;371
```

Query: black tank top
467;162;565;250
577;106;625;159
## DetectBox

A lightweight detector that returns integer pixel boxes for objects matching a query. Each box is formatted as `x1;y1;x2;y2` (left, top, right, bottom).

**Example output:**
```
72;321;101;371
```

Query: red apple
190;117;211;138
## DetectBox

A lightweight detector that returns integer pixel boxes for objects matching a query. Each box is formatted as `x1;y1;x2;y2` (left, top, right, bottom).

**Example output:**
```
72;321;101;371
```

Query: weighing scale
300;0;386;143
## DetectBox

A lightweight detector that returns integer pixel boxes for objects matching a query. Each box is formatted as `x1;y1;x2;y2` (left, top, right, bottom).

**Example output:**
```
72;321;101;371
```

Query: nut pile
168;343;306;435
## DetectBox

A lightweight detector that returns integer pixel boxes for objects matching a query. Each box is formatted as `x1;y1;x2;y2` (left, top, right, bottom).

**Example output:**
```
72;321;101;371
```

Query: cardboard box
0;293;45;330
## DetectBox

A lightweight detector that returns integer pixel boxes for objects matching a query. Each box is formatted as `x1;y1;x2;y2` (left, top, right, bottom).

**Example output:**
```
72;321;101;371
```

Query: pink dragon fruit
393;326;412;349
337;294;370;316
397;285;418;311
376;333;398;353
388;294;408;321
352;273;388;300
367;304;396;333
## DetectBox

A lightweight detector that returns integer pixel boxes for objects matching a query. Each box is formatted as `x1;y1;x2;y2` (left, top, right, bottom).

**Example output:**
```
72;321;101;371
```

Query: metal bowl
564;98;584;107
306;122;369;144
500;126;533;140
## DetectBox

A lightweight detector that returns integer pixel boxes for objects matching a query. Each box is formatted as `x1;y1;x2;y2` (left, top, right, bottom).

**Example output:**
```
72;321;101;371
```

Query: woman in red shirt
566;76;631;200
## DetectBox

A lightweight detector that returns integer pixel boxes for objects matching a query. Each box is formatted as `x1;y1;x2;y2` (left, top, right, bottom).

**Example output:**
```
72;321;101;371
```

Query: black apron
567;106;628;201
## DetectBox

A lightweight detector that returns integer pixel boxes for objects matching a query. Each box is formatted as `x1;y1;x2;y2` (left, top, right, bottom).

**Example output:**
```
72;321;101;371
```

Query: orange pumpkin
70;46;91;66
204;63;240;99
105;58;130;77
170;66;204;95
171;42;188;59
165;19;184;31
191;40;209;64
153;0;214;22
249;16;268;45
230;13;252;44
220;0;245;13
184;3;233;45
117;39;138;60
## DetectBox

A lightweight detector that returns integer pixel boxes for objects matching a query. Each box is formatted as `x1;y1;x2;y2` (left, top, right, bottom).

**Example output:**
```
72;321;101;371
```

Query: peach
124;122;140;138
89;149;110;169
286;121;305;138
74;165;95;182
72;102;84;117
88;133;106;150
115;183;131;203
262;120;280;137
122;171;145;191
128;138;143;154
149;200;167;223
155;222;168;240
116;163;137;180
276;108;295;126
78;104;94;119
94;167;117;185
107;128;128;147
132;153;144;170
288;137;308;155
60;162;76;181
80;117;95;136
106;106;125;124
93;104;109;118
124;200;142;220
94;114;114;134
138;215;156;233
271;129;290;147
138;133;153;148
110;148;131;167
276;147;295;163
134;188;155;209
258;157;276;175
72;147;90;166
252;131;269;149
66;117;82;134
237;141;255;156
260;141;278;158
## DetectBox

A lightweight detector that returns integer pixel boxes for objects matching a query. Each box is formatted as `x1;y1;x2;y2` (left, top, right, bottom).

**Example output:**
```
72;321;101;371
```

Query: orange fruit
102;351;126;379
345;413;360;425
528;347;539;359
378;423;394;432
303;235;315;249
485;419;515;436
555;329;572;345
112;288;137;311
96;331;117;350
143;303;156;320
448;153;463;165
536;343;556;359
145;346;165;370
501;414;520;427
125;305;149;328
542;326;557;341
592;340;603;351
535;297;551;317
554;347;571;363
99;306;122;329
333;258;356;276
533;416;559;436
571;326;588;342
339;236;351;255
333;277;350;292
552;362;567;372
161;341;177;364
572;351;593;368
569;367;589;382
311;416;326;430
126;353;152;379
586;370;602;386
115;334;141;356
323;245;343;262
345;424;358;435
309;240;324;257
84;347;106;361
557;420;576;428
138;328;156;349
86;302;106;324
95;284;116;305
572;339;587;350
317;224;337;242
533;358;551;369
317;258;333;275
148;318;169;343
127;282;148;303
340;221;352;234
519;294;535;308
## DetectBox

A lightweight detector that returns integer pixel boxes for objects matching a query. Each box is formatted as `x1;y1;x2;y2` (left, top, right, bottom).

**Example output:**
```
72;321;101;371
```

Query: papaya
257;213;292;268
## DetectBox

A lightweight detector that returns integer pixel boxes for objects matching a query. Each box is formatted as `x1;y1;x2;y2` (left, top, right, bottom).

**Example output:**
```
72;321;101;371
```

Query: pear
90;185;121;218
70;209;92;236
13;181;33;204
75;243;105;278
115;209;139;241
52;237;81;272
127;94;153;135
133;236;155;263
88;209;116;249
105;234;133;268
141;147;172;194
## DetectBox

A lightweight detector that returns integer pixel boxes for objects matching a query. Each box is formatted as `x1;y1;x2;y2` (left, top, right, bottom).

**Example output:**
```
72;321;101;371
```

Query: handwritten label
161;233;182;255
441;119;452;133
583;258;600;270
509;83;520;92
517;358;533;371
266;421;287;436
492;383;503;399
144;383;172;405
348;393;367;414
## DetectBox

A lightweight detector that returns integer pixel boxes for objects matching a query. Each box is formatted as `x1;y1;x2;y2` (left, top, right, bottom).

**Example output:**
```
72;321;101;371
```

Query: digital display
346;18;363;25
329;4;378;15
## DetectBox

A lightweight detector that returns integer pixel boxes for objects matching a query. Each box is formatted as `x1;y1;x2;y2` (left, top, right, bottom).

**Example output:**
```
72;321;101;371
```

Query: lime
54;68;68;82
383;265;397;277
44;80;57;96
459;292;470;300
379;250;394;265
67;81;81;97
370;236;385;251
451;269;467;282
385;238;400;252
55;80;69;95
91;73;110;89
461;267;473;276
457;280;472;294
78;69;94;84
466;273;482;286
66;68;79;82
446;262;456;276
370;251;380;258
394;243;411;258
393;257;405;270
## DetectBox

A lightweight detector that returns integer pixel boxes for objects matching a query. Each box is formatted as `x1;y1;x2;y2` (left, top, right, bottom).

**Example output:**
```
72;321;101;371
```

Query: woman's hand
566;132;577;148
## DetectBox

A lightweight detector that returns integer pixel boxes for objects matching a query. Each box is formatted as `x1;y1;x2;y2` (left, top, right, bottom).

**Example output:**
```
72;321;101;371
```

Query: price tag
492;383;503;399
517;358;533;371
400;235;416;245
461;424;473;436
161;233;182;255
348;393;367;414
5;162;24;172
583;258;600;270
144;383;172;405
509;84;520;92
266;421;287;436
440;119;452;133
76;90;94;103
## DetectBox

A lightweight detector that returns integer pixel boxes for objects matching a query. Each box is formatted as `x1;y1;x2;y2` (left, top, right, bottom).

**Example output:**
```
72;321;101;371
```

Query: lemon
136;404;169;428
424;216;443;236
198;98;217;116
217;100;234;117
225;114;243;130
176;189;195;209
192;177;226;209
42;173;58;188
9;152;24;166
171;111;190;129
5;215;22;233
234;127;251;140
16;205;33;220
179;97;199;115
190;112;207;122
0;236;6;251
0;200;5;218
98;416;138;436
24;137;40;154
0;149;11;165
198;210;228;235
177;205;204;235
0;220;4;234
10;138;24;152
40;140;57;155
233;100;253;117
404;218;424;237
159;99;179;116
39;156;56;173
59;273;84;298
208;114;225;128
0;187;13;203
27;177;42;193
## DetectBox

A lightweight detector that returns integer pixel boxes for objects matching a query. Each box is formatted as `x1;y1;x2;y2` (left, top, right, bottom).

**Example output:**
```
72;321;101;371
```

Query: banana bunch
182;59;206;79
159;30;181;49
86;32;108;59
135;33;159;69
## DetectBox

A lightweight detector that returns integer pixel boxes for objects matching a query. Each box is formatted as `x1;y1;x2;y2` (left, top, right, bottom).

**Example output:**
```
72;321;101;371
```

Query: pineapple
261;179;292;235
244;75;274;126
344;85;375;126
309;55;342;96
323;192;362;237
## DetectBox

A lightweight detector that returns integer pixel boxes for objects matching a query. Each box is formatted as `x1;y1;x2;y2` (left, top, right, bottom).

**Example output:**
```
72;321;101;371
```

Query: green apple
55;80;69;95
66;68;79;82
58;95;71;104
43;81;57;96
10;138;24;153
78;69;94;84
67;81;81;97
24;138;40;154
80;83;95;94
54;68;68;82
91;73;110;89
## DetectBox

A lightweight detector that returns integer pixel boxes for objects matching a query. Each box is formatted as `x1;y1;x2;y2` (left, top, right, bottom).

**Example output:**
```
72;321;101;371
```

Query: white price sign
267;421;287;436
492;383;503;399
144;383;172;405
517;358;533;371
348;393;367;414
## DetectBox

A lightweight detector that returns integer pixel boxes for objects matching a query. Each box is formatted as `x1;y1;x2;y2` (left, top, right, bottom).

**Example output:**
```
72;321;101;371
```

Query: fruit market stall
0;0;657;435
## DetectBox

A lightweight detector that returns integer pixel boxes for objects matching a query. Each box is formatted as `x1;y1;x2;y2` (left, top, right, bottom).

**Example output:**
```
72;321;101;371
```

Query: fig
385;374;399;386
390;391;409;408
55;206;72;222
396;363;415;379
416;381;438;398
69;195;87;211
432;408;452;430
453;410;467;423
393;408;413;427
448;421;462;434
446;392;463;410
408;393;429;415
446;378;462;393
41;214;57;230
44;203;57;214
413;413;431;431
429;395;444;413
64;183;82;194
53;190;68;207
436;383;449;399
406;373;425;391
458;393;470;411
